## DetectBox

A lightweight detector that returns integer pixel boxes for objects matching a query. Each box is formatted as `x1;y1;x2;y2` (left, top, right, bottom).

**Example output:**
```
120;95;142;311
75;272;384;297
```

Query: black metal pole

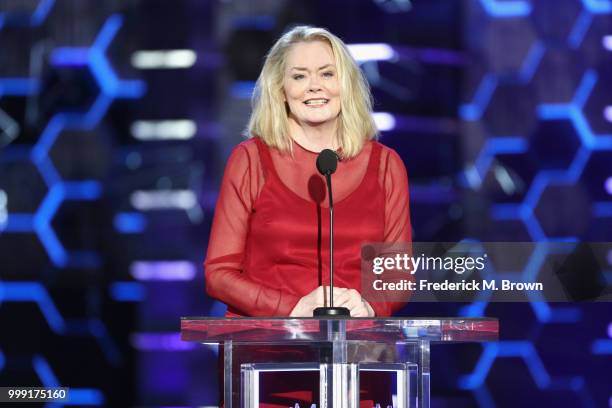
327;174;334;307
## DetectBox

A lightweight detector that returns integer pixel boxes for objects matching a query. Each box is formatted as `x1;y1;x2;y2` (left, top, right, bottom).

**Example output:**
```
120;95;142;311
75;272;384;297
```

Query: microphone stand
314;160;350;317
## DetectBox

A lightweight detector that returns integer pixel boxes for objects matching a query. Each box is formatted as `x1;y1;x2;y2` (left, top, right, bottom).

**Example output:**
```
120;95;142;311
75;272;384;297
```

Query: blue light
209;300;229;317
110;282;145;302
63;319;121;365
34;184;67;267
537;103;568;120
66;251;101;269
490;203;521;220
529;297;553;322
63;181;103;200
591;339;612;354
459;74;497;121
461;165;483;189
459;105;479;121
93;14;121;50
34;155;62;188
33;355;59;386
568;10;592;48
593;202;612;216
459;343;497;389
458;301;488;317
131;332;197;351
114;212;147;233
0;146;30;161
86;15;145;99
517;147;594;241
526;275;581;323
550;307;582;322
581;0;612;14
50;47;89;66
32;117;63;186
0;78;41;97
474;137;528;176
15;13;147;268
568;147;591;181
473;386;495;408
85;95;114;126
33;355;105;405
479;0;532;17
87;320;122;366
519;41;545;82
460;341;551;390
4;213;35;232
4;169;103;267
231;81;256;99
66;389;105;405
537;70;612;150
570;108;597;147
530;293;580;322
520;343;551;388
31;0;56;25
523;214;546;241
2;283;66;332
89;52;119;94
522;243;548;281
573;69;597;107
32;116;62;161
0;0;56;29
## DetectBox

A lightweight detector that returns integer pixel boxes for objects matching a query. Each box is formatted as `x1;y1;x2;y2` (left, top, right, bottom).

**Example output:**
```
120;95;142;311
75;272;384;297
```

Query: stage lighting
130;260;196;281
373;112;396;131
130;120;196;140
130;50;197;69
130;189;197;211
347;43;397;62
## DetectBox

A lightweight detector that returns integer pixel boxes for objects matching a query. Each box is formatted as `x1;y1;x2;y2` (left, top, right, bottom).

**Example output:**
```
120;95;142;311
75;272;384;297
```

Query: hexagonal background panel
534;183;592;238
483;82;538;136
529;119;582;170
482;18;538;77
532;47;587;103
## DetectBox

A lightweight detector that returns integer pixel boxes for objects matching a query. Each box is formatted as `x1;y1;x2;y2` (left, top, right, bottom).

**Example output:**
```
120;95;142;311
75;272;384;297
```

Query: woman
205;25;411;406
206;25;411;318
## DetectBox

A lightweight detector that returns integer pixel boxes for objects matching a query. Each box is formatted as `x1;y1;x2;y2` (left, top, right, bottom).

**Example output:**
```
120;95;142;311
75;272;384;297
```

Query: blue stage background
0;0;610;406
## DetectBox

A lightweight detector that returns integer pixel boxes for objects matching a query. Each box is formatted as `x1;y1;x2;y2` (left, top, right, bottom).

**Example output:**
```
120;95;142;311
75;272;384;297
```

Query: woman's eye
323;71;334;78
292;74;305;80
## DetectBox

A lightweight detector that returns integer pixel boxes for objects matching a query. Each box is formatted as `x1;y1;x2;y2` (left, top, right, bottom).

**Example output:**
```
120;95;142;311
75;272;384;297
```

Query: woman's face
283;40;341;128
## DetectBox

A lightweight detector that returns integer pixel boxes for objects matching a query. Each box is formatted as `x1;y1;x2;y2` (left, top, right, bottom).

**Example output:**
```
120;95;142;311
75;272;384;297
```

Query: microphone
313;149;350;317
316;149;338;174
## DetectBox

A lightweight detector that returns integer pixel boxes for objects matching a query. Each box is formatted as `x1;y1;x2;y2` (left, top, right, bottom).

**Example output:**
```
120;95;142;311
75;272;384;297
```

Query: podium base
313;307;350;317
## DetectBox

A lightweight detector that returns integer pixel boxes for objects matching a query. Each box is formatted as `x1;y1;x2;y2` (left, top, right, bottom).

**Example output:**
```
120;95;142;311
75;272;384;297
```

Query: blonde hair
246;25;377;158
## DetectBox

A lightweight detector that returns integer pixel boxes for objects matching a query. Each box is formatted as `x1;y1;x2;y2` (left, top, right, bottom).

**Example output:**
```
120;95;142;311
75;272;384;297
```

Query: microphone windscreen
316;149;339;176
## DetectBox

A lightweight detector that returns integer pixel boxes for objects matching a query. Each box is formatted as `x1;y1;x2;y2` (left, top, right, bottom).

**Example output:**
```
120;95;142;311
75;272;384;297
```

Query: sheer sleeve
204;142;301;316
369;147;412;317
382;148;412;244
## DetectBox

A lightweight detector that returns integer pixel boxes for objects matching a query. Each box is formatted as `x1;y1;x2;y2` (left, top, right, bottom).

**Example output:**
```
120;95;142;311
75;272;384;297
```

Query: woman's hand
334;288;375;317
289;286;348;317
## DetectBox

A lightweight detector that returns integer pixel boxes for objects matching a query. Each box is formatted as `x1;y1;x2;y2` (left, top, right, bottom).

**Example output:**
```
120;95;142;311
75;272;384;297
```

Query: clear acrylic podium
181;317;498;407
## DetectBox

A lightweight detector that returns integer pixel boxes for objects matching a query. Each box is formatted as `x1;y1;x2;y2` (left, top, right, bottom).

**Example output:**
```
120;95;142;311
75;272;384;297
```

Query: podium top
180;317;498;343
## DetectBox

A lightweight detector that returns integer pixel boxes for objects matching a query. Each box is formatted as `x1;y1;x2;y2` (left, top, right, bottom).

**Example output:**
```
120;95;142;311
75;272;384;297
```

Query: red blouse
205;137;411;317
